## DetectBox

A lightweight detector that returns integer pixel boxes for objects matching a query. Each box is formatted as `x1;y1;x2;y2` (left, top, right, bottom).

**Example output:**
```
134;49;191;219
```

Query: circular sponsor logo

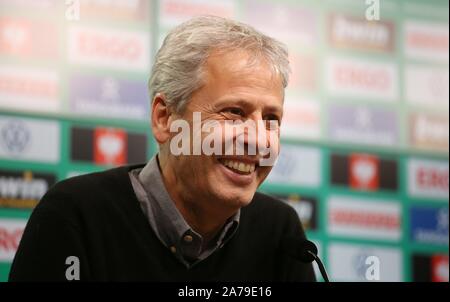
1;119;30;155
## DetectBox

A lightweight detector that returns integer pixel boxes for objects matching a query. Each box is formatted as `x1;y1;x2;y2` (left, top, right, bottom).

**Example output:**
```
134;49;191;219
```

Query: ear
151;93;173;145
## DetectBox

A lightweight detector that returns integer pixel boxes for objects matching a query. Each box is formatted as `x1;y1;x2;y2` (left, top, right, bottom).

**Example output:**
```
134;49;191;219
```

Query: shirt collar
138;155;240;253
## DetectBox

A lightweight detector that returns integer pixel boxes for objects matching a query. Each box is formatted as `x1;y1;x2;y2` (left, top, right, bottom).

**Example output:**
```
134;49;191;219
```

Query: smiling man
9;16;316;281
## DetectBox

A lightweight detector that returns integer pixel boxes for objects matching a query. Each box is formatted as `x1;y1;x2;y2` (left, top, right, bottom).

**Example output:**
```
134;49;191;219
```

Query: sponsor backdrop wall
0;0;448;282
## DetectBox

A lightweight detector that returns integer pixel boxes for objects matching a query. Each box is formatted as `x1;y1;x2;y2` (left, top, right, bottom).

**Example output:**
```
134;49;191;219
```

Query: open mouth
218;158;257;175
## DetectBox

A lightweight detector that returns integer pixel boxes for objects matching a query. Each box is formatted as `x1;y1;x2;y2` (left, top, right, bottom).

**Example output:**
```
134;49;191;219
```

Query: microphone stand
307;250;330;282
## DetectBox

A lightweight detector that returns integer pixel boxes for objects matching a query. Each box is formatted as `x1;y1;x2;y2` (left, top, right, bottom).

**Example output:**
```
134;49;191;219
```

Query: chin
216;188;256;208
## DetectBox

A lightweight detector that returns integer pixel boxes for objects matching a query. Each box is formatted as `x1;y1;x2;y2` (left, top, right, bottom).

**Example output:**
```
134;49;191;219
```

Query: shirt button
184;235;193;243
170;246;177;254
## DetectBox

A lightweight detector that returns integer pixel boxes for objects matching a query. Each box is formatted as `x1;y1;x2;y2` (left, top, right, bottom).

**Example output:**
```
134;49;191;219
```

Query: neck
157;153;236;243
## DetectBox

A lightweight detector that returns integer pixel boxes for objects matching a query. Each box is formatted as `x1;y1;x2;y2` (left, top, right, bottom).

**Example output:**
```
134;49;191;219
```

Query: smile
218;158;257;175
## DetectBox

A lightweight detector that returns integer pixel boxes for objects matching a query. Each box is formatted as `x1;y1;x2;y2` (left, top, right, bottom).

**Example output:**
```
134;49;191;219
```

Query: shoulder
42;166;133;200
237;192;309;262
246;191;296;213
242;192;298;224
35;164;145;219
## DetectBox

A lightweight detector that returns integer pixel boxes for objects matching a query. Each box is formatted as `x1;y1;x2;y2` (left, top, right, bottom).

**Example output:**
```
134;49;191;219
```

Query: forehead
198;49;284;109
205;49;280;87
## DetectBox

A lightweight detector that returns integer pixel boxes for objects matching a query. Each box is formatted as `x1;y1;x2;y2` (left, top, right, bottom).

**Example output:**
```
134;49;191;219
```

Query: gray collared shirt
129;156;240;268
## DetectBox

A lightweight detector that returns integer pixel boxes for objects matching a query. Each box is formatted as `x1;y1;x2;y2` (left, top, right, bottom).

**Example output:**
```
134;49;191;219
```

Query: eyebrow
214;98;283;114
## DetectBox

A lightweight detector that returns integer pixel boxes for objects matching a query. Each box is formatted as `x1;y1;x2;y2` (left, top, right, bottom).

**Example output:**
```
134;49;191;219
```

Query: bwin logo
1;120;30;155
354;251;380;281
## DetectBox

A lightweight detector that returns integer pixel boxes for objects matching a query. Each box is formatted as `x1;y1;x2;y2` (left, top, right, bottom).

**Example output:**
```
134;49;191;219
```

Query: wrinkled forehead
204;48;285;91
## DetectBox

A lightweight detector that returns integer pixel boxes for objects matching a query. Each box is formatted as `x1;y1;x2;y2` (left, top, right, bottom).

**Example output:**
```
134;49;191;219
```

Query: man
9;16;316;281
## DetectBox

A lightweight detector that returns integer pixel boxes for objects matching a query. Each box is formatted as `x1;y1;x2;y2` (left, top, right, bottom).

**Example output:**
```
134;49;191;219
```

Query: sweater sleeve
8;204;90;282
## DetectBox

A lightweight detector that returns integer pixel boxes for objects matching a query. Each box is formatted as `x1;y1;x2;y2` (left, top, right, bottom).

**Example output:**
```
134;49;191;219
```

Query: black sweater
9;164;316;282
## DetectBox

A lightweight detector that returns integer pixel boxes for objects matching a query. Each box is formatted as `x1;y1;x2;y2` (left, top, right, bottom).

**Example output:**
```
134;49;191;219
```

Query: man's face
166;50;284;211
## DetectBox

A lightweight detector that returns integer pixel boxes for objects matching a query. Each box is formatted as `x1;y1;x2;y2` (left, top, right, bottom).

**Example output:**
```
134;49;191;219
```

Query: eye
223;107;245;117
263;114;281;130
263;114;281;124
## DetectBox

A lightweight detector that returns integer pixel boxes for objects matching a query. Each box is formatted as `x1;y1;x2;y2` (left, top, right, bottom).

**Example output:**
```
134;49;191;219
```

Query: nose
235;113;279;156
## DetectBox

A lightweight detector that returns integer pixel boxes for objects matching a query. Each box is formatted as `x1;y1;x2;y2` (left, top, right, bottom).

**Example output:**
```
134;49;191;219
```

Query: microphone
281;236;330;282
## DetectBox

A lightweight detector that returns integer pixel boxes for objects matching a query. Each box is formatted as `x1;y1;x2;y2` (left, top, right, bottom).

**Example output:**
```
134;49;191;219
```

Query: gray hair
148;15;290;113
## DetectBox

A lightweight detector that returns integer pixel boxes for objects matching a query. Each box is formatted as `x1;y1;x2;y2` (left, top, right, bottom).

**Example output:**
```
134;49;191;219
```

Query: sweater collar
131;155;240;266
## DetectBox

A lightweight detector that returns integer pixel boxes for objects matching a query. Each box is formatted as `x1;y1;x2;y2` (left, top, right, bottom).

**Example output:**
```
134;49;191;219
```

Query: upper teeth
222;160;255;173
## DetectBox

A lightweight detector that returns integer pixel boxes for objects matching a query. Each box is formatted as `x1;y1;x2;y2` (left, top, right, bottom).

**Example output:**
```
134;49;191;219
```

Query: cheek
221;122;237;154
259;129;280;166
269;131;280;154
